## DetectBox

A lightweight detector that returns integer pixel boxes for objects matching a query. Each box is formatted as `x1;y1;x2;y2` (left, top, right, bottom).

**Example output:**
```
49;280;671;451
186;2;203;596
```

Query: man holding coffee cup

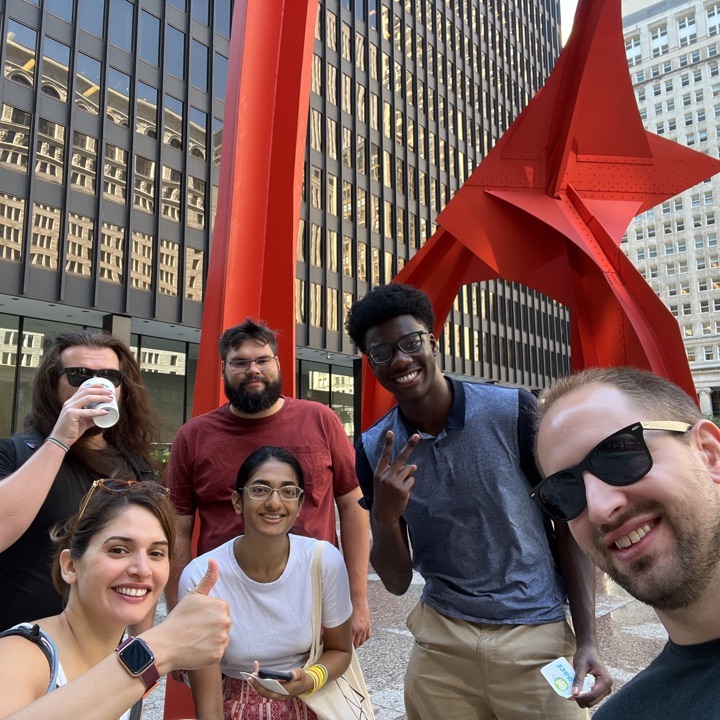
0;330;159;630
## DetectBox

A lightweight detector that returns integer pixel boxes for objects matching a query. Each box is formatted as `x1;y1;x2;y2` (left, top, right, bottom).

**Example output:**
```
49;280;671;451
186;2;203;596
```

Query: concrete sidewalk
144;568;665;718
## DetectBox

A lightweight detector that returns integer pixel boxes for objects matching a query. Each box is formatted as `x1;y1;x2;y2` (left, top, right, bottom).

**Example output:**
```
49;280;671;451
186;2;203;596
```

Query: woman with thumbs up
0;479;231;720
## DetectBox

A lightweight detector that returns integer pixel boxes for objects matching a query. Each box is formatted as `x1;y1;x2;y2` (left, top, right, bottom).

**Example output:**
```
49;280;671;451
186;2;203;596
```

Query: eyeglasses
60;367;125;388
530;421;692;522
71;479;170;537
226;356;277;374
366;331;428;365
242;484;304;502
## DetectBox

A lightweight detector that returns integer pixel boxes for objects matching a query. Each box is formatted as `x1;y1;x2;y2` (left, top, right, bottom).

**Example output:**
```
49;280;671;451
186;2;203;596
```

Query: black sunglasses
59;367;125;388
530;421;692;522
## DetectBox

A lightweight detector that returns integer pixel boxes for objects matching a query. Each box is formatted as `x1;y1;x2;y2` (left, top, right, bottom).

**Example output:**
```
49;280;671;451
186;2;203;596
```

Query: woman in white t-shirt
0;479;231;720
180;445;353;720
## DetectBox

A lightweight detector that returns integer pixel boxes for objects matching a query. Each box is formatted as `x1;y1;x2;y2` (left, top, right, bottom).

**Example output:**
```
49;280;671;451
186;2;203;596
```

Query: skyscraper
0;0;570;441
623;0;720;414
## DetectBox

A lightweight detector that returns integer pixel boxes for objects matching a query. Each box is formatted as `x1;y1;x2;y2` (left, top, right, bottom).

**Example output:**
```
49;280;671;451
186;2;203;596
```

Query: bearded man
164;319;370;647
534;366;720;719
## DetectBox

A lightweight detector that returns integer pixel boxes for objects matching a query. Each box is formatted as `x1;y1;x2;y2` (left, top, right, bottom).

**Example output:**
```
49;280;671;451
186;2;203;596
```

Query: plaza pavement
144;567;666;719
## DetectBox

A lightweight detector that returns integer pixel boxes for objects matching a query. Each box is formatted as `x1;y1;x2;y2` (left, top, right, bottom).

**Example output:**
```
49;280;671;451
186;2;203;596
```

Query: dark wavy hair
236;446;305;491
27;331;159;464
50;480;176;596
219;318;279;361
345;283;436;352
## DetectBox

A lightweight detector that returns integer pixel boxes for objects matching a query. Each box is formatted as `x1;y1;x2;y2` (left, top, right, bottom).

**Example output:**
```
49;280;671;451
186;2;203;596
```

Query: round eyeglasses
242;484;304;502
226;356;277;374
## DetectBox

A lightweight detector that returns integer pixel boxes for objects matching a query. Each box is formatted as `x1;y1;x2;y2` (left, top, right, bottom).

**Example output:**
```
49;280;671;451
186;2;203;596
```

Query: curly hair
27;331;159;464
50;480;176;596
218;318;279;361
345;283;436;351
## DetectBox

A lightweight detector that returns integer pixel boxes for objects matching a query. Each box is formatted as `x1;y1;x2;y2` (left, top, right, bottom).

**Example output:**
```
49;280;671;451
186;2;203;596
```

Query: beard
589;481;720;611
224;371;283;414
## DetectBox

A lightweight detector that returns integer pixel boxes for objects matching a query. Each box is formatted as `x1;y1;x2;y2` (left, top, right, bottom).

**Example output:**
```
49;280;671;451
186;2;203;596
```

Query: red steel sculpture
361;0;720;424
167;0;720;715
163;1;318;717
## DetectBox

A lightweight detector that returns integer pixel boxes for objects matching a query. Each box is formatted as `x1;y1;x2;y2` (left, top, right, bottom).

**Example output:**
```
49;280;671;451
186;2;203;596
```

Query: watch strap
116;636;160;693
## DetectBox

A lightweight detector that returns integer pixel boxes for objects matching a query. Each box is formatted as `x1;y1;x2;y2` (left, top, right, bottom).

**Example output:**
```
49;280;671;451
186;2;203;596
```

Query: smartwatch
116;636;160;694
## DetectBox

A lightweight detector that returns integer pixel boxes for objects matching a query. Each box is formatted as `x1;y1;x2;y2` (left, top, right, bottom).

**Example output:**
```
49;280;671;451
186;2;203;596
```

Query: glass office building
0;0;569;443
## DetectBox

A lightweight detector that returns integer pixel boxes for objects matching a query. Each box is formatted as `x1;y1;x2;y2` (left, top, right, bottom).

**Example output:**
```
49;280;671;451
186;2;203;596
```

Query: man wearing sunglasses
535;366;720;719
346;283;611;719
0;330;158;631
164;318;371;648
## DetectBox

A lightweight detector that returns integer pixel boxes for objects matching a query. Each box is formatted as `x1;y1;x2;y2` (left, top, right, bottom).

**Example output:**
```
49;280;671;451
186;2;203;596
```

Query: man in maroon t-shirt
164;318;371;647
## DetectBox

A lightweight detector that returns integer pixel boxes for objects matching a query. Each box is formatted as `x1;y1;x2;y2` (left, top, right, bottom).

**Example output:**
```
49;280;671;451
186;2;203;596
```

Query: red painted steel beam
362;0;720;427
164;2;317;717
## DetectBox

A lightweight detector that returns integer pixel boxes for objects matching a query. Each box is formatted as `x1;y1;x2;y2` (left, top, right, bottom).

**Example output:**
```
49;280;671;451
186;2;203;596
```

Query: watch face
119;638;154;675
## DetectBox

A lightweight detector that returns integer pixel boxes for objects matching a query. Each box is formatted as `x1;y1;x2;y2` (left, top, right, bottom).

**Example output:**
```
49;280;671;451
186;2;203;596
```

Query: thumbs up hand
141;560;231;675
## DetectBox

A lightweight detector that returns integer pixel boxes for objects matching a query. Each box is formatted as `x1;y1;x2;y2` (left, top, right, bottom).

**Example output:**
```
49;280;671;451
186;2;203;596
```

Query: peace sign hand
372;431;420;524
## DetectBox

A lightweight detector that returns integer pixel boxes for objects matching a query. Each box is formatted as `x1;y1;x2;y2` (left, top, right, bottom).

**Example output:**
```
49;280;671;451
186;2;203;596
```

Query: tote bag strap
307;540;327;666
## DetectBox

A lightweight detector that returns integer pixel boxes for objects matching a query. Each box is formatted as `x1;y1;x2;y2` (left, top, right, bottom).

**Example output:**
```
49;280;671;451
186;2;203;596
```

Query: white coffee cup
80;376;120;428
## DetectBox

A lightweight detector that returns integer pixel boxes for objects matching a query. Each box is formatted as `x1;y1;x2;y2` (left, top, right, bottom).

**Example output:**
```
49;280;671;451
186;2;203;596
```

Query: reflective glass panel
139;11;160;66
66;212;94;277
189;107;207;160
185;247;204;301
75;53;102;115
133;155;156;214
187;176;206;229
212;117;223;167
191;40;209;91
131;230;154;290
30;203;62;270
161;165;182;223
165;25;186;80
192;0;210;25
214;53;228;102
35;118;65;184
0;314;20;437
0;193;26;262
163;95;184;149
215;0;231;37
5;20;37;87
0;104;31;173
100;221;125;283
41;37;70;102
103;144;128;205
107;68;131;127
78;0;105;38
136;82;158;138
109;0;134;52
46;0;73;22
159;238;180;296
70;131;97;195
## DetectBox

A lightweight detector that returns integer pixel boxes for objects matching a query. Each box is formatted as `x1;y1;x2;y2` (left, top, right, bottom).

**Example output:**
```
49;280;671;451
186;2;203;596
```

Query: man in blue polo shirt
346;283;611;719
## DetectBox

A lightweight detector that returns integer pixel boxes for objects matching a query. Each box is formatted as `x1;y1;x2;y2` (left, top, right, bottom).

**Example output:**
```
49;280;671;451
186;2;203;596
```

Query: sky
560;0;580;44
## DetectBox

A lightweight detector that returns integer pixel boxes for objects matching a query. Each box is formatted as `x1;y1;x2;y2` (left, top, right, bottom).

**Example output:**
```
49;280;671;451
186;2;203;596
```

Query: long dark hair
27;331;159;465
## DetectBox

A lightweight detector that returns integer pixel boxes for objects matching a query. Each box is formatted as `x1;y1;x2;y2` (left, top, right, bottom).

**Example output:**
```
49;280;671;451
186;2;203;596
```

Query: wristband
45;437;70;453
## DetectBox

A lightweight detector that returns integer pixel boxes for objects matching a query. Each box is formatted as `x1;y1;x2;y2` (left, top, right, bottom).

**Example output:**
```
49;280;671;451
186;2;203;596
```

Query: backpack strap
0;623;59;692
10;431;44;469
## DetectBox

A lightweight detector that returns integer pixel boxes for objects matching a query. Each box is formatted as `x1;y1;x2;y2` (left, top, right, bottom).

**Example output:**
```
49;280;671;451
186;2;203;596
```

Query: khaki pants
404;602;589;720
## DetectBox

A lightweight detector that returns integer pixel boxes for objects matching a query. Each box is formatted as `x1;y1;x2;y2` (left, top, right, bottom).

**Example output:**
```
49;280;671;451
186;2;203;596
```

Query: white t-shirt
179;534;352;676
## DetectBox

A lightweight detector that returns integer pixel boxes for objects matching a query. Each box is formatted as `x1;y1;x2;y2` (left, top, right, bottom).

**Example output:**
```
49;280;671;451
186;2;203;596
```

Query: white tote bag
302;542;375;720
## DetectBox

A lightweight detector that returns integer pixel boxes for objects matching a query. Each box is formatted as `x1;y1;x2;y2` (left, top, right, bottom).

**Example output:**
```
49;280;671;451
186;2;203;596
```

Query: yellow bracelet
301;664;328;697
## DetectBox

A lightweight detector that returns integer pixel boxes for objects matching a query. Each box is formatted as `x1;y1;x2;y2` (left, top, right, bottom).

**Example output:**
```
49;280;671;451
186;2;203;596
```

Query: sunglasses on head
530;421;692;522
71;479;170;538
59;367;125;388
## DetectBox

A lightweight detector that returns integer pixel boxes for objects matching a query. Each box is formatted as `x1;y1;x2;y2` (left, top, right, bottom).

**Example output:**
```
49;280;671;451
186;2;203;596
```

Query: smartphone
257;669;293;682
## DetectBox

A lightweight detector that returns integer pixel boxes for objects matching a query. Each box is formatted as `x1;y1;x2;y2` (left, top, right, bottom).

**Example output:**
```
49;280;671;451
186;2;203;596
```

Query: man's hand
372;431;420;525
570;642;613;708
351;601;371;648
50;384;117;448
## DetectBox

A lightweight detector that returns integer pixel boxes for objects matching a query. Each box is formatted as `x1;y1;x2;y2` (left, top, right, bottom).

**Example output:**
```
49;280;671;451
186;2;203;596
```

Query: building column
102;314;132;345
698;387;713;416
